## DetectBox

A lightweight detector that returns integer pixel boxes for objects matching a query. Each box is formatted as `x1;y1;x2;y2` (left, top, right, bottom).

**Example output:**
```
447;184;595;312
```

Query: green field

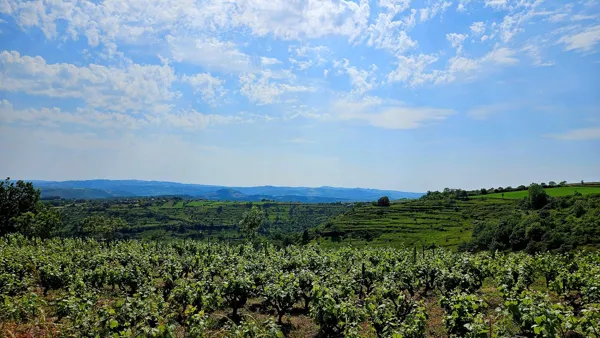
317;198;517;250
471;186;600;199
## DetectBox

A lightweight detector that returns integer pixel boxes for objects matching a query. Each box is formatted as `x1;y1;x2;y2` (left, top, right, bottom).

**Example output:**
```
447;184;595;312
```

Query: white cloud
486;0;549;44
457;0;471;12
167;36;252;73
333;59;379;95
470;21;486;35
289;58;313;70
378;0;411;15
288;44;330;65
290;44;330;58
388;47;519;86
0;99;251;132
483;47;520;65
521;44;554;67
387;54;440;86
558;25;600;52
484;0;508;9
324;69;329;78
230;0;371;41
0;50;176;113
365;14;418;54
547;127;600;141
238;70;315;105
446;33;468;53
447;56;480;74
181;73;226;104
0;0;371;52
160;109;247;130
419;1;452;22
0;99;149;129
261;57;282;65
331;96;456;130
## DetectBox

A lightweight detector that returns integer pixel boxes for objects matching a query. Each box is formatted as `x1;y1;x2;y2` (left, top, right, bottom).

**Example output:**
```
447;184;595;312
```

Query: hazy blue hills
27;179;424;202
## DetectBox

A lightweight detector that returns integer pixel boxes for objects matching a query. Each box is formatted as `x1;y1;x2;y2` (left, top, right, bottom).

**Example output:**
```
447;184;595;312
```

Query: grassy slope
471;186;600;199
318;198;517;250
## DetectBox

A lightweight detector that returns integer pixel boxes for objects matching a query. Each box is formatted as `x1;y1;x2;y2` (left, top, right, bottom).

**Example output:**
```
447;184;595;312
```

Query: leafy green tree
528;184;548;209
377;196;391;207
239;206;265;241
0;178;41;236
559;181;567;187
548;181;557;187
11;208;61;238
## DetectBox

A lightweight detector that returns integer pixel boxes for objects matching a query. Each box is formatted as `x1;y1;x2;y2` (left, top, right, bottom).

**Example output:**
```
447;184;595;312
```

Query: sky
0;0;599;192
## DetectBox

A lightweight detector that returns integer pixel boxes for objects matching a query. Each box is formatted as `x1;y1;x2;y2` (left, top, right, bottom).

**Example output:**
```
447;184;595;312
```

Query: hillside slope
316;198;516;249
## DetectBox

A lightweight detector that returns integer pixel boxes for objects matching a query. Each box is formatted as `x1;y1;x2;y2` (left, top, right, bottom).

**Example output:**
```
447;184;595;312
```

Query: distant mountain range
27;179;424;202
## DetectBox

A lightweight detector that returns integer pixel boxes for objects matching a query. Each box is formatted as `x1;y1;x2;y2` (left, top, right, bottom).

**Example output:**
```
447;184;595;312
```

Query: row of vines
1;234;599;337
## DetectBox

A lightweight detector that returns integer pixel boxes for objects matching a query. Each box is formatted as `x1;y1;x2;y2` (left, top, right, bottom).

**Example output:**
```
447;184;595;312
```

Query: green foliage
529;184;549;209
496;291;571;337
263;272;299;323
11;208;61;238
76;214;127;241
225;316;284;338
310;283;363;337
439;292;489;337
0;292;45;323
365;285;427;338
238;206;265;241
0;177;61;238
1;235;599;336
469;194;600;253
377;196;391;207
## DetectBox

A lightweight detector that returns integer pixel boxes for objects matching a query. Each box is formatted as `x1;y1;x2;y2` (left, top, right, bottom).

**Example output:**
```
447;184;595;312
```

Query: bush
377;196;391;207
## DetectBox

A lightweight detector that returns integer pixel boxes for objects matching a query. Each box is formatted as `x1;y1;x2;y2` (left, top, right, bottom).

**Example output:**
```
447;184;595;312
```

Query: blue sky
0;0;599;192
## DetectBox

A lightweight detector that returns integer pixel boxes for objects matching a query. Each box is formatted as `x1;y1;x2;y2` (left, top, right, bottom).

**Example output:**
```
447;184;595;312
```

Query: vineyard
1;234;599;337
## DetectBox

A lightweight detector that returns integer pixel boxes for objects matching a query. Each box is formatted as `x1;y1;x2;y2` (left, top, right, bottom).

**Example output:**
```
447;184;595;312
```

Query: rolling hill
28;179;423;202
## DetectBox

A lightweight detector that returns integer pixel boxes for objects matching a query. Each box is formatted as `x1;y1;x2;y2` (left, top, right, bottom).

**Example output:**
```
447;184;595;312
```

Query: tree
0;178;41;236
549;181;557;187
559;181;567;187
302;229;311;244
11;208;61;238
480;188;487;195
528;184;548;209
238;206;265;241
377;196;391;207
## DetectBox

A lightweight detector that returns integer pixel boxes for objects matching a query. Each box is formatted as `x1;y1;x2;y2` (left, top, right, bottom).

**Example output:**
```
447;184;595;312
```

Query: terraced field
318;198;517;249
471;185;600;199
